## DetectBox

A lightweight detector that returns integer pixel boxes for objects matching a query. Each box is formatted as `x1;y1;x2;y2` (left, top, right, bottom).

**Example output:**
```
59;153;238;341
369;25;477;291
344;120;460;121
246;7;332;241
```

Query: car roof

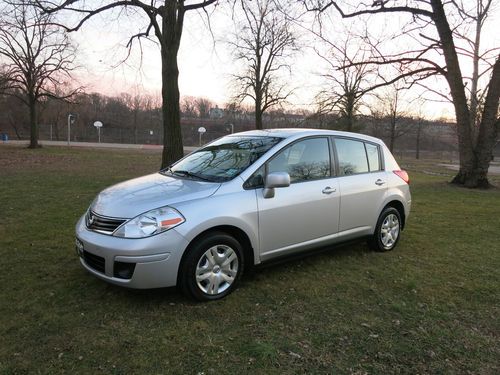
233;128;383;144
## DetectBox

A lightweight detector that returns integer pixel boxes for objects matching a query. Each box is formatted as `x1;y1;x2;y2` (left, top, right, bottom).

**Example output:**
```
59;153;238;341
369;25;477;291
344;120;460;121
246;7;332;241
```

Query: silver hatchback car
76;129;411;300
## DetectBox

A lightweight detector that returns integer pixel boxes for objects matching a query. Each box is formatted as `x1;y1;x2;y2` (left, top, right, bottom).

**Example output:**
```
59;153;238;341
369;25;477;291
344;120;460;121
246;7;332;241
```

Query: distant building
209;106;224;119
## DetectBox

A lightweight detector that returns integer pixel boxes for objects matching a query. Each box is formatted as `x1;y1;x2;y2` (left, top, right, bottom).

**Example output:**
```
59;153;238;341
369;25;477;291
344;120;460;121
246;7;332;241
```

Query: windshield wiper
171;170;214;182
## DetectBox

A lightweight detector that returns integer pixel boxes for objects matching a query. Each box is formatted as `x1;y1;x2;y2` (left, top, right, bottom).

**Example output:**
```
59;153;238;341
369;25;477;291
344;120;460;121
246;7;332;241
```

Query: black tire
179;232;244;301
369;207;402;252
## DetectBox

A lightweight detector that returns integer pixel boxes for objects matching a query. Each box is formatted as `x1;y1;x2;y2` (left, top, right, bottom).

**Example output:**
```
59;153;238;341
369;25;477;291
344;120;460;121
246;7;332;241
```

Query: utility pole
67;114;76;145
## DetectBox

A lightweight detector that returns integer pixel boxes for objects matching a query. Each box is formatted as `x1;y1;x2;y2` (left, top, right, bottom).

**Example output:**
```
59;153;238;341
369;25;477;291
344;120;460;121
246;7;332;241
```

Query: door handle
375;179;386;186
322;186;336;194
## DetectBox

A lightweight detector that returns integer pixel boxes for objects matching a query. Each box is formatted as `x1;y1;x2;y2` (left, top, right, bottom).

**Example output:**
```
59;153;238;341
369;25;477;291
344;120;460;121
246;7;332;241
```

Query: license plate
75;238;84;257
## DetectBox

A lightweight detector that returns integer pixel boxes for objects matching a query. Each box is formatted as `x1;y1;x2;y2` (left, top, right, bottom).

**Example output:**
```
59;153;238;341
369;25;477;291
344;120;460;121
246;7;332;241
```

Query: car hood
91;173;221;218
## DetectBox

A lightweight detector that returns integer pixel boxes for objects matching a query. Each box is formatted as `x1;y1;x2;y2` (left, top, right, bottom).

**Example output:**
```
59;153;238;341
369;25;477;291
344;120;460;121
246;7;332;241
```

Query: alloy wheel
380;213;400;249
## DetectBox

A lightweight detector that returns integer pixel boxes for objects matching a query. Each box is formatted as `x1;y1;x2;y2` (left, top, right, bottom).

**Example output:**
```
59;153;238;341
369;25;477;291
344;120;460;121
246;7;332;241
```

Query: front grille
86;210;126;234
83;250;105;274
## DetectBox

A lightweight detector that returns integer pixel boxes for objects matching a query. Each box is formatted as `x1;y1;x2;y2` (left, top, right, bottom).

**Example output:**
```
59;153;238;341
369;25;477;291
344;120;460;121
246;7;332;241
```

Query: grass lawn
0;145;499;374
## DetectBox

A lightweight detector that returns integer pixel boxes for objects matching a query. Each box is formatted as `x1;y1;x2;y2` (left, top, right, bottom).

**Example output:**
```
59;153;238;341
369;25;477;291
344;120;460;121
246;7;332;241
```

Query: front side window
335;138;369;175
164;136;282;182
267;138;331;183
244;165;265;189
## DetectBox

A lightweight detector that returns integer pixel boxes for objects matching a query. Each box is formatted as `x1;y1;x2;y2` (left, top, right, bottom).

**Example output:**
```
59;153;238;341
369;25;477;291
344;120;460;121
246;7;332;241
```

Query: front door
256;137;340;261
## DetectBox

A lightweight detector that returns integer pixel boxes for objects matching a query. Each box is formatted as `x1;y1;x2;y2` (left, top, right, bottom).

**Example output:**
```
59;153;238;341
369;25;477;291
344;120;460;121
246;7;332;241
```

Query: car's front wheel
180;232;244;301
369;207;402;252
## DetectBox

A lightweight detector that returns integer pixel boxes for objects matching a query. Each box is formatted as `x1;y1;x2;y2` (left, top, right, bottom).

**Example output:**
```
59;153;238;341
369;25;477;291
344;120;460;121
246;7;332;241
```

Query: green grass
1;145;499;374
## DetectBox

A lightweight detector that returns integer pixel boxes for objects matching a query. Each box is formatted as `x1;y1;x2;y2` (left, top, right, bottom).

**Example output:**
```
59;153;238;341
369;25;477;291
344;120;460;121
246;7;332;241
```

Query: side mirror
263;172;290;198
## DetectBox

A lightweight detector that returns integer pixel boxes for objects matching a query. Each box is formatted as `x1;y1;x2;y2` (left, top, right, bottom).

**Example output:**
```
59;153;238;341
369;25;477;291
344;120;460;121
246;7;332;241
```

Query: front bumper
75;216;190;289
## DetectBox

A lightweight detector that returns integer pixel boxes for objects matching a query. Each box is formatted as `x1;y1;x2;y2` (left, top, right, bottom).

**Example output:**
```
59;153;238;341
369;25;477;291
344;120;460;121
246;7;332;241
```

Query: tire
180;232;244;301
369;207;402;252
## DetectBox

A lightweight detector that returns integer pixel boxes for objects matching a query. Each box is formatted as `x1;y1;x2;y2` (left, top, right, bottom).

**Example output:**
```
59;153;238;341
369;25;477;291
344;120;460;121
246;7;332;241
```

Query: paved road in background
1;140;198;153
439;163;500;175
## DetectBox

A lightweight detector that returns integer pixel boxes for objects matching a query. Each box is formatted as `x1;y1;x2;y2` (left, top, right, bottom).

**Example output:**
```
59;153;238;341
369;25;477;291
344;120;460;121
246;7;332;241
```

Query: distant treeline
0;91;459;157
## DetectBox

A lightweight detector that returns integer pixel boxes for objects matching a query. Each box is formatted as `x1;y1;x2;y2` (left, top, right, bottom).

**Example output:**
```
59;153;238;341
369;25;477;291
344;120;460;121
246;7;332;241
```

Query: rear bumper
406;198;412;221
75;216;190;289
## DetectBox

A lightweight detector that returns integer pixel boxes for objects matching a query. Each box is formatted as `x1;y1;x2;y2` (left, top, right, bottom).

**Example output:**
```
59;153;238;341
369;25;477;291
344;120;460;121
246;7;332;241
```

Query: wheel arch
382;200;406;229
177;225;255;284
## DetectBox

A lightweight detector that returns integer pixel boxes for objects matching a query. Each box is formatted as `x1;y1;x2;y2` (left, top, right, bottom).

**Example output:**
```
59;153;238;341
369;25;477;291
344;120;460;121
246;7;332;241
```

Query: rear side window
365;143;381;171
335;138;369;175
335;138;383;175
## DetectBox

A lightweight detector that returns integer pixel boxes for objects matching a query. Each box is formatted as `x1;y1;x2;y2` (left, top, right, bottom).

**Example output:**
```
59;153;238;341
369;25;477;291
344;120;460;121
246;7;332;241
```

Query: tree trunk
159;4;185;169
28;97;40;148
430;0;483;186
8;114;23;140
389;117;396;153
160;48;183;168
11;125;22;140
133;110;138;144
255;94;263;129
416;122;421;160
345;94;355;132
345;114;353;132
54;121;60;141
451;56;500;188
255;109;263;130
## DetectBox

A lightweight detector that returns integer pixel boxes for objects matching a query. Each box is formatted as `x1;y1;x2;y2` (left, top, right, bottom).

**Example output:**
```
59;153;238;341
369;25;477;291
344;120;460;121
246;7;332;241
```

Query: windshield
162;136;282;182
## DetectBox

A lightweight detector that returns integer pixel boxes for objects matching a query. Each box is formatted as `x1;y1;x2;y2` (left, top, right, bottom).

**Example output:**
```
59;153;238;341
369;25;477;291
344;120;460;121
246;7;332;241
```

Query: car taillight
393;170;410;184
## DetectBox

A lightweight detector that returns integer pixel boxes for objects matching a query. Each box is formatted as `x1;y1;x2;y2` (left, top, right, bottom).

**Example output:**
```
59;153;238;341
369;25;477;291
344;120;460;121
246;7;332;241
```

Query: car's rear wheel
180;232;244;301
369;207;402;252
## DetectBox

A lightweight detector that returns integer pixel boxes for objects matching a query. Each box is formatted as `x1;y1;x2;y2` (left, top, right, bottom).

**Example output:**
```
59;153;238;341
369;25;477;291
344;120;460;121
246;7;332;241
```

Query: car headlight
113;206;185;238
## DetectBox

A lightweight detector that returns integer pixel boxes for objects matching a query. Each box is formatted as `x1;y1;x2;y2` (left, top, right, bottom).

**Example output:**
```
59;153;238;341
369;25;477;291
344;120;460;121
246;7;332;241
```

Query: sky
68;1;500;121
72;4;324;107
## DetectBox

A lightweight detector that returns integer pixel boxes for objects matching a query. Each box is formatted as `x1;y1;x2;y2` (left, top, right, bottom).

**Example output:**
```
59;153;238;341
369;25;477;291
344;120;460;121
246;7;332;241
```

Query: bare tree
121;92;145;144
229;0;297;129
36;0;218;167
38;88;72;140
143;93;162;144
414;116;426;160
410;100;429;160
374;84;414;152
315;32;376;132
181;96;197;118
454;0;495;134
195;97;213;119
0;1;77;148
0;67;7;90
0;91;29;139
304;0;500;188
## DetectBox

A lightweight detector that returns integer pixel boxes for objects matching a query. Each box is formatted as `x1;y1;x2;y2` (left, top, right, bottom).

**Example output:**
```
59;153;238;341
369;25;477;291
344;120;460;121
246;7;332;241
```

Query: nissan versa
76;129;411;301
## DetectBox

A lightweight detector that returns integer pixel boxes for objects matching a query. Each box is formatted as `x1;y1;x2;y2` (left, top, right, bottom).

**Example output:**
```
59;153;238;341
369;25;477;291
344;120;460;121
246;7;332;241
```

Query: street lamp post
227;123;234;134
198;127;206;146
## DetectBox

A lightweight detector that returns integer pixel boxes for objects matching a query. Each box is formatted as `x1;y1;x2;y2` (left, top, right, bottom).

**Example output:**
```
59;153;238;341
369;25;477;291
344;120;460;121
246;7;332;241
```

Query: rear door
334;138;388;234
